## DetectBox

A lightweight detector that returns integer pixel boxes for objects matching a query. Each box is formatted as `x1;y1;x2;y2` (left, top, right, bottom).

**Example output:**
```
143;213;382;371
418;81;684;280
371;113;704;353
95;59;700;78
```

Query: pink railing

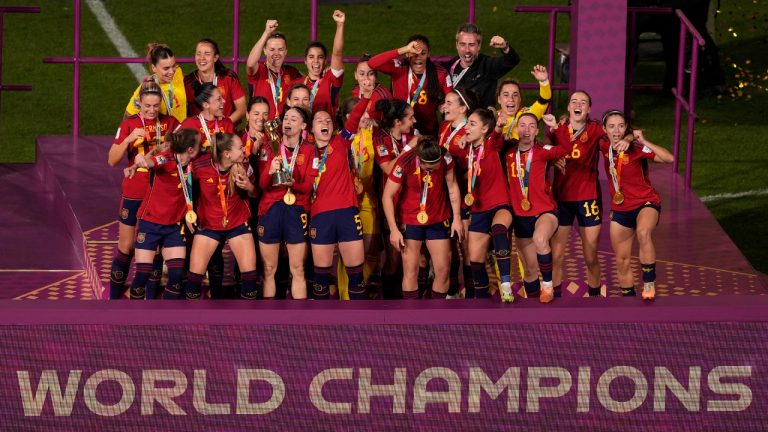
0;6;40;125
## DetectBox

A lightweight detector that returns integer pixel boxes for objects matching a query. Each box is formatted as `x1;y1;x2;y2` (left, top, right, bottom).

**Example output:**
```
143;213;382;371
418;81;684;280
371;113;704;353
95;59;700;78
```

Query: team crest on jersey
310;228;317;239
378;145;389;157
260;149;269;161
297;154;306;166
312;157;320;169
155;155;168;165
136;232;146;244
580;132;589;142
394;166;403;178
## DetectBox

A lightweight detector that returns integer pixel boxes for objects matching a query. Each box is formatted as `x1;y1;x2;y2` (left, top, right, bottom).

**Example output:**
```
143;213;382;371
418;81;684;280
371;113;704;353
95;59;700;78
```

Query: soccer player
285;83;311;111
180;84;235;150
507;113;575;303
126;43;186;123
184;38;247;125
108;80;179;299
444;23;520;111
186;133;259;300
301;10;346;118
352;54;392;125
124;129;202;299
458;108;514;301
497;65;551;142
368;35;450;136
600;110;673;300
256;106;314;300
246;20;303;119
382;137;463;299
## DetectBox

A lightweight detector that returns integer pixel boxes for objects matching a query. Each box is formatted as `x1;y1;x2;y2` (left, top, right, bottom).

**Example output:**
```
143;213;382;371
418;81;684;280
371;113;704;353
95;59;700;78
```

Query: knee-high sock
537;252;553;282
471;261;489;298
524;279;541;297
185;271;204;300
145;253;164;300
462;264;475;298
240;270;259;299
110;249;133;299
641;262;656;283
491;224;511;284
312;265;332;300
163;258;185;300
346;264;367;300
129;262;152;300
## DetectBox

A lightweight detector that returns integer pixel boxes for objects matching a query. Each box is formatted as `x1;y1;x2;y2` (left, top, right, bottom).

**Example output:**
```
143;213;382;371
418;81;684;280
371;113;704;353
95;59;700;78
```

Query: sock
430;290;447;299
163;258;185;300
471;261;489;298
588;285;601;297
240;270;259;299
129;262;152;300
448;253;460;296
537;252;553;282
524;279;541;297
346;264;367;300
185;271;204;300
554;282;563;298
418;266;429;299
491;224;512;284
621;286;637;297
207;248;224;299
145;254;164;300
312;265;332;300
402;289;419;300
641;262;656;283
462;265;475;298
109;249;133;299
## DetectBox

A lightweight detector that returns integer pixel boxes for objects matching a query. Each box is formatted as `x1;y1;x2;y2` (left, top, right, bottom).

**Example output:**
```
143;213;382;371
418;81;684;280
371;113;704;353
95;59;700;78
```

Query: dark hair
375;98;410;130
570;89;592;107
451;88;479;113
455;23;482;44
146;43;174;66
168;128;201;153
196;38;228;76
195;83;219;109
211;132;236;164
247;96;270;113
311;109;333;125
496;79;521;99
138;79;162;100
601;109;633;136
517;112;539;125
304;41;328;58
266;31;288;46
282;105;311;126
358;53;372;64
287;83;310;101
416;137;443;164
470;108;496;137
338;96;359;128
403;34;442;106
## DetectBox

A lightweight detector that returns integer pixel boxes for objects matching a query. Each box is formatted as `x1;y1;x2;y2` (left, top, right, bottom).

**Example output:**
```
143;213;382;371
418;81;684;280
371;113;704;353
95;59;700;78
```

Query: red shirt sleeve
367;49;400;75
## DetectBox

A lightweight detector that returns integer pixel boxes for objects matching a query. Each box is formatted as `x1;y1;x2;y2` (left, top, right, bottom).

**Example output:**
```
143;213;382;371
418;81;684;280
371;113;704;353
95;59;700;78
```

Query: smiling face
568;91;591;123
355;62;376;94
151;57;176;84
139;94;161;120
464;112;490;143
408;42;430;74
204;88;225;117
304;46;326;79
311;111;334;143
516;115;538;146
287;87;310;109
442;92;466;123
282;108;307;138
247;101;269;133
498;83;522;116
195;42;218;74
224;135;246;164
394;106;416;134
456;32;480;67
264;37;287;70
603;114;627;144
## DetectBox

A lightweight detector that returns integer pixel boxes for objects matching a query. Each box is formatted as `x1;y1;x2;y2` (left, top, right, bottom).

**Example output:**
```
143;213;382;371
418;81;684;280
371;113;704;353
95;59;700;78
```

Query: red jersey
388;150;454;225
306;136;358;217
179;115;235;149
247;63;302;119
439;120;470;210
506;142;573;217
114;114;179;199
464;132;512;212
184;69;246;120
352;84;392;124
302;70;343;118
137;151;189;225
191;153;252;230
368;49;451;137
256;139;315;214
599;139;661;211
549;120;606;201
373;128;413;167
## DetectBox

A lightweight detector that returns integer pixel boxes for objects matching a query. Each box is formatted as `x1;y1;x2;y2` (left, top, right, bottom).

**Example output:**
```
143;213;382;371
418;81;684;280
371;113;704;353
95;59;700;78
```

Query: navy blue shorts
118;197;142;226
257;201;308;244
513;211;558;239
310;207;363;245
403;219;451;241
611;202;661;229
469;205;513;233
557;199;602;227
134;219;185;250
196;222;252;243
461;206;471;221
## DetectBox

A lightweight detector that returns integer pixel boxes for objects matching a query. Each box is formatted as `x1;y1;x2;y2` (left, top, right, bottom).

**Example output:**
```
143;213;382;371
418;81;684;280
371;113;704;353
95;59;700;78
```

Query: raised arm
246;20;279;77
330;11;345;72
634;130;674;163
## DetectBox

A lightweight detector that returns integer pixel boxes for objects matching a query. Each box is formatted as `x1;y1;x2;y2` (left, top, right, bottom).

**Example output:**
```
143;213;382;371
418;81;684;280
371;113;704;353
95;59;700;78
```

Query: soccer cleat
540;282;554;304
500;282;514;303
642;282;656;300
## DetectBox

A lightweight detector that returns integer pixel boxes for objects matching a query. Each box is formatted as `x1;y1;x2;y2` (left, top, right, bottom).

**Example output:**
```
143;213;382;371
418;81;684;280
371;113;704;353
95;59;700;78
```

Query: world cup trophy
265;118;290;186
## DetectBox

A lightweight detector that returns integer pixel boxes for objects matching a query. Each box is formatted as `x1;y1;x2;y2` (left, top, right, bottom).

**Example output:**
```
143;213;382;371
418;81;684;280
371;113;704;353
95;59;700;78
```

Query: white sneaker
500;282;514;303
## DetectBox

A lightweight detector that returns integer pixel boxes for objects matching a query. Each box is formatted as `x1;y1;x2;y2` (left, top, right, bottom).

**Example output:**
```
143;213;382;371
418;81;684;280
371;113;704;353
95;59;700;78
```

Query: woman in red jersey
368;35;450;137
457;108;514;301
382;137;463;299
246;20;303;119
108;80;179;300
180;84;235;150
186;133;259;300
185;38;247;124
507;113;575;303
301;10;346;117
352;54;392;126
125;129;202;299
306;103;368;299
285;83;311;111
256;106;315;300
126;43;186;123
600;110;673;300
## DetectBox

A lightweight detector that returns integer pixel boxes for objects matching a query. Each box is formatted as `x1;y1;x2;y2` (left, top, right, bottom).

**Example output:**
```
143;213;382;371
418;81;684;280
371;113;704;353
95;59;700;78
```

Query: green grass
0;0;766;272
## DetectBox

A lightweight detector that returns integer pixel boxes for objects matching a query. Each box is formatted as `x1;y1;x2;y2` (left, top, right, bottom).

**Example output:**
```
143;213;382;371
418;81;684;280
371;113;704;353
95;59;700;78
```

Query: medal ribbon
608;145;625;194
469;141;485;196
280;139;301;176
198;114;219;148
268;68;283;110
448;59;469;88
515;146;533;205
153;75;173;115
313;145;330;196
305;76;321;108
215;163;229;227
389;133;407;157
440;119;467;149
407;69;426;107
176;155;194;215
568;122;587;142
504;115;517;140
416;160;430;213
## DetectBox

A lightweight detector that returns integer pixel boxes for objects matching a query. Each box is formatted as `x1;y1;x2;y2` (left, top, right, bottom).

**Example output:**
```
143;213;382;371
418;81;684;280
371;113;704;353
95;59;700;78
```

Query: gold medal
185;210;198;225
613;190;624;205
283;190;296;205
354;178;364;195
222;217;229;228
464;193;474;207
417;210;429;225
521;198;531;212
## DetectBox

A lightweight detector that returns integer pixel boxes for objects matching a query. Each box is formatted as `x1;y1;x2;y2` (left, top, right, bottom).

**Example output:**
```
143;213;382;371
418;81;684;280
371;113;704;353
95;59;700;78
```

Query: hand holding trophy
265;118;296;205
